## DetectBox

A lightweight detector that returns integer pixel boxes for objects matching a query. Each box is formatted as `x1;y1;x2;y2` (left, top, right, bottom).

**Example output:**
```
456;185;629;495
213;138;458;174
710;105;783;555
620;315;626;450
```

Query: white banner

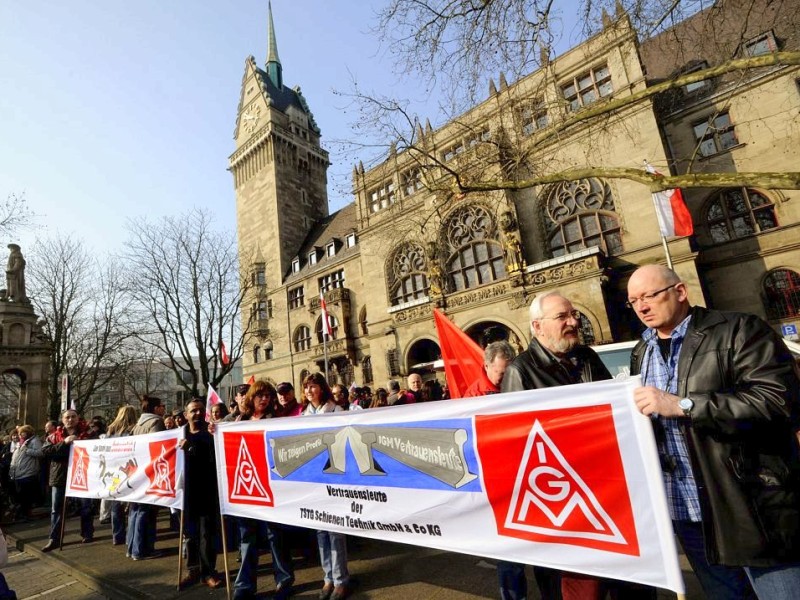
214;377;684;593
65;429;184;509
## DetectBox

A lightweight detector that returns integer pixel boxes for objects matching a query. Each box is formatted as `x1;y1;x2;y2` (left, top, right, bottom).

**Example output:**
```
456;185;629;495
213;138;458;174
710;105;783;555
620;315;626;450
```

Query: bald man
628;264;800;599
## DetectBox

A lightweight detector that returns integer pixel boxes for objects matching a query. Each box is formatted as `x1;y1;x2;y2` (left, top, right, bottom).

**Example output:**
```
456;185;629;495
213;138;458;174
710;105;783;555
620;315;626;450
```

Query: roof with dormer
284;202;358;282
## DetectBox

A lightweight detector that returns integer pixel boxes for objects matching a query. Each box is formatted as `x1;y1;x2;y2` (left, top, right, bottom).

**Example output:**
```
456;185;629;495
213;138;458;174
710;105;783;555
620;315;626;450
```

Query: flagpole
323;333;329;381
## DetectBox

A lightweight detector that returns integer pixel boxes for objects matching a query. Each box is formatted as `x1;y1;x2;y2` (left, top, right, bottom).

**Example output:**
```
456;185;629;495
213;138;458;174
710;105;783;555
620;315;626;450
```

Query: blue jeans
317;530;348;587
676;518;800;598
110;500;126;544
234;518;294;597
126;503;157;558
49;485;65;543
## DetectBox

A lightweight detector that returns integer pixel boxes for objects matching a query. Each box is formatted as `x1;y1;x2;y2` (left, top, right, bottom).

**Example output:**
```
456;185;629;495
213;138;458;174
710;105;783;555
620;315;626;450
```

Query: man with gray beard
499;291;654;600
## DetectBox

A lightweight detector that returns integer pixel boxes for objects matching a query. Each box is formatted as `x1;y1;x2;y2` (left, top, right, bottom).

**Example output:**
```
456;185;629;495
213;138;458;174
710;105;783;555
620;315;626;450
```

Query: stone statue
503;232;524;274
6;244;26;302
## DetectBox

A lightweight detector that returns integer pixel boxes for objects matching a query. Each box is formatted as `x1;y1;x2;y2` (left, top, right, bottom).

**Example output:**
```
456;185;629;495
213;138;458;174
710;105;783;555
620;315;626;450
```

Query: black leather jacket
631;305;800;566
501;337;611;393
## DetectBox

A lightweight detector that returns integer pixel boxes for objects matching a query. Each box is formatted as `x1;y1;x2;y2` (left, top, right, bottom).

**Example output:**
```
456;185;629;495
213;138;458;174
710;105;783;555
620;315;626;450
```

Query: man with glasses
500;291;652;600
628;264;800;599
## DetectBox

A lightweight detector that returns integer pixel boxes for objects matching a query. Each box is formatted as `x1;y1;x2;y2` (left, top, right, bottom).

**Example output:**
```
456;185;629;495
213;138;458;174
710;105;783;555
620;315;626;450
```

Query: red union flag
319;292;332;337
145;440;178;498
223;431;273;506
69;446;90;491
476;405;639;555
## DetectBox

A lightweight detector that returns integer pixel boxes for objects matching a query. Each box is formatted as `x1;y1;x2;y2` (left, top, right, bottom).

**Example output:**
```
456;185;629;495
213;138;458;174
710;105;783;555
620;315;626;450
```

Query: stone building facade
231;0;800;390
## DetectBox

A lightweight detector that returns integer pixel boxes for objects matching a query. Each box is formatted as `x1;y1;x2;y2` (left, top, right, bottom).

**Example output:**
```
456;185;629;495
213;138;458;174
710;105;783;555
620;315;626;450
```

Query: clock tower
230;2;330;281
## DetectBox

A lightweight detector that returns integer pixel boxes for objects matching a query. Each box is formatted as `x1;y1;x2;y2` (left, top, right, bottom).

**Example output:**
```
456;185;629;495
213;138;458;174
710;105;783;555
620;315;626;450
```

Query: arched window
316;314;339;342
577;312;595;345
362;356;373;384
705;188;777;244
253;346;261;363
443;205;506;291
544;178;622;257
763;268;800;320
387;243;429;305
293;326;311;352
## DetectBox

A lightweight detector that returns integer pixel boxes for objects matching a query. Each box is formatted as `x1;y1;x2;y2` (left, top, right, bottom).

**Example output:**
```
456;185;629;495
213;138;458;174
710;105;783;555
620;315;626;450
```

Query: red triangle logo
69;446;90;491
476;406;639;555
224;432;274;506
145;442;177;498
505;420;624;544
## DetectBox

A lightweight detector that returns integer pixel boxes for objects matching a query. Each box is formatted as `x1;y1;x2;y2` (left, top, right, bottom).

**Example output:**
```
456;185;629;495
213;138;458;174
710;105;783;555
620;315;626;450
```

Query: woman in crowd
232;381;295;600
302;373;349;599
209;402;228;423
369;388;389;409
8;424;43;521
105;405;138;546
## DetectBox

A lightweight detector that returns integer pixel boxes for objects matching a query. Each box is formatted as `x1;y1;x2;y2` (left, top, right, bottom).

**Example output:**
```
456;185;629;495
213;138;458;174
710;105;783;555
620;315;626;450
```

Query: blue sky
0;1;434;254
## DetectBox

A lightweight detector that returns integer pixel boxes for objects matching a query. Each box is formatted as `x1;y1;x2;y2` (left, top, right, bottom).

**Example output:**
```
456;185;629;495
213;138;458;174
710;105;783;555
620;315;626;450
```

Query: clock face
242;105;262;133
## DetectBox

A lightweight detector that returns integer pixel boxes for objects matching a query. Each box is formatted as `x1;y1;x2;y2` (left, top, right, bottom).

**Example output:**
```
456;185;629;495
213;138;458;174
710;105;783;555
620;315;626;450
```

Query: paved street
2;509;704;599
3;546;108;600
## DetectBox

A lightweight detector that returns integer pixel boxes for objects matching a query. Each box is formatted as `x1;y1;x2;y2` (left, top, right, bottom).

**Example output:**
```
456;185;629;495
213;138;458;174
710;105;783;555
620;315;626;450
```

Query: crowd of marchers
2;264;800;600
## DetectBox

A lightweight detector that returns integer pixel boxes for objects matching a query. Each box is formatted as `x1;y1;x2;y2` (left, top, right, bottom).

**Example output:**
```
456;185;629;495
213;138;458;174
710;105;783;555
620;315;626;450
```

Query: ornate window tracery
704;188;777;244
387;243;430;305
442;205;506;291
763;268;800;320
543;178;622;257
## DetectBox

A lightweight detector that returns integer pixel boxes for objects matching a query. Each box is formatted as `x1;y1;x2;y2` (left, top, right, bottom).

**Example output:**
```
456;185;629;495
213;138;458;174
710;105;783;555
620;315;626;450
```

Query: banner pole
661;235;674;270
176;508;185;590
58;491;68;551
220;514;231;600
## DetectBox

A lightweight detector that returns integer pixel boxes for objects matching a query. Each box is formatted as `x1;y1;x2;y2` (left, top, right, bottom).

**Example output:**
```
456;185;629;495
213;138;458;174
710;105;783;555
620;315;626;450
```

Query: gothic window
544;178;622;257
316;314;339;342
252;264;266;286
763;269;800;320
402;169;424;196
520;98;548;135
704;188;777;244
369;181;396;213
362;356;373;384
253;346;261;363
443;205;506;291
577;312;596;345
293;325;311;352
387;242;430;305
561;65;613;112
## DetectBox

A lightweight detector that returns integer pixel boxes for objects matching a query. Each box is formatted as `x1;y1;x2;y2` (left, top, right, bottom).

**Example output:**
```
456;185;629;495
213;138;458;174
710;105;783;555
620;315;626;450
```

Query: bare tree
342;0;800;210
27;237;132;418
0;193;36;238
124;208;252;399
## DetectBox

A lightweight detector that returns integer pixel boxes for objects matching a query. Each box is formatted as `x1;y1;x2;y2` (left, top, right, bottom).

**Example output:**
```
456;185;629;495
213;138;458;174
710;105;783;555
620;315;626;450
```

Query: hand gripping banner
66;429;184;509
214;377;684;594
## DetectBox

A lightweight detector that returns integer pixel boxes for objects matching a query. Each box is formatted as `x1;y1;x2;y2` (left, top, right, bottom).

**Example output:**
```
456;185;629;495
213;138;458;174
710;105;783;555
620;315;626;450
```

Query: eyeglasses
626;283;679;309
539;310;581;322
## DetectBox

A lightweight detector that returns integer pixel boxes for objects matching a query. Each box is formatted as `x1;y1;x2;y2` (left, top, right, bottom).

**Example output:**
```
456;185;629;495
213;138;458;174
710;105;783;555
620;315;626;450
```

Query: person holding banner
127;395;166;561
105;406;138;546
178;399;223;589
302;372;350;600
628;264;800;599
501;291;655;600
40;409;94;552
232;381;295;600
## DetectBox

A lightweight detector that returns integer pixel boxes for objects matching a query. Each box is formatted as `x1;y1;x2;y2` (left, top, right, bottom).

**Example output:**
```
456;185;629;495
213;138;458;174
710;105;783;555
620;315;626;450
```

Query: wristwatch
678;397;694;417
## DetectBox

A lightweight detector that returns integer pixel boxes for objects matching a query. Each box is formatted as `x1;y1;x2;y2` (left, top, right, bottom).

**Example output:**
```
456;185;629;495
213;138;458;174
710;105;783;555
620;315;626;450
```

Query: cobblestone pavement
2;546;109;600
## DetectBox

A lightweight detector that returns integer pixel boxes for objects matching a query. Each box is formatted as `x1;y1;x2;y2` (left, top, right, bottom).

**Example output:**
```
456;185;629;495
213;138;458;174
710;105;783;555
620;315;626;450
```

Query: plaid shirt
640;315;702;522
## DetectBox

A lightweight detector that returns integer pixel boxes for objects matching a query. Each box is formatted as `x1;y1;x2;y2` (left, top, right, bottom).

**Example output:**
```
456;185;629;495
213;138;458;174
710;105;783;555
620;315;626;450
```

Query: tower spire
266;1;283;89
